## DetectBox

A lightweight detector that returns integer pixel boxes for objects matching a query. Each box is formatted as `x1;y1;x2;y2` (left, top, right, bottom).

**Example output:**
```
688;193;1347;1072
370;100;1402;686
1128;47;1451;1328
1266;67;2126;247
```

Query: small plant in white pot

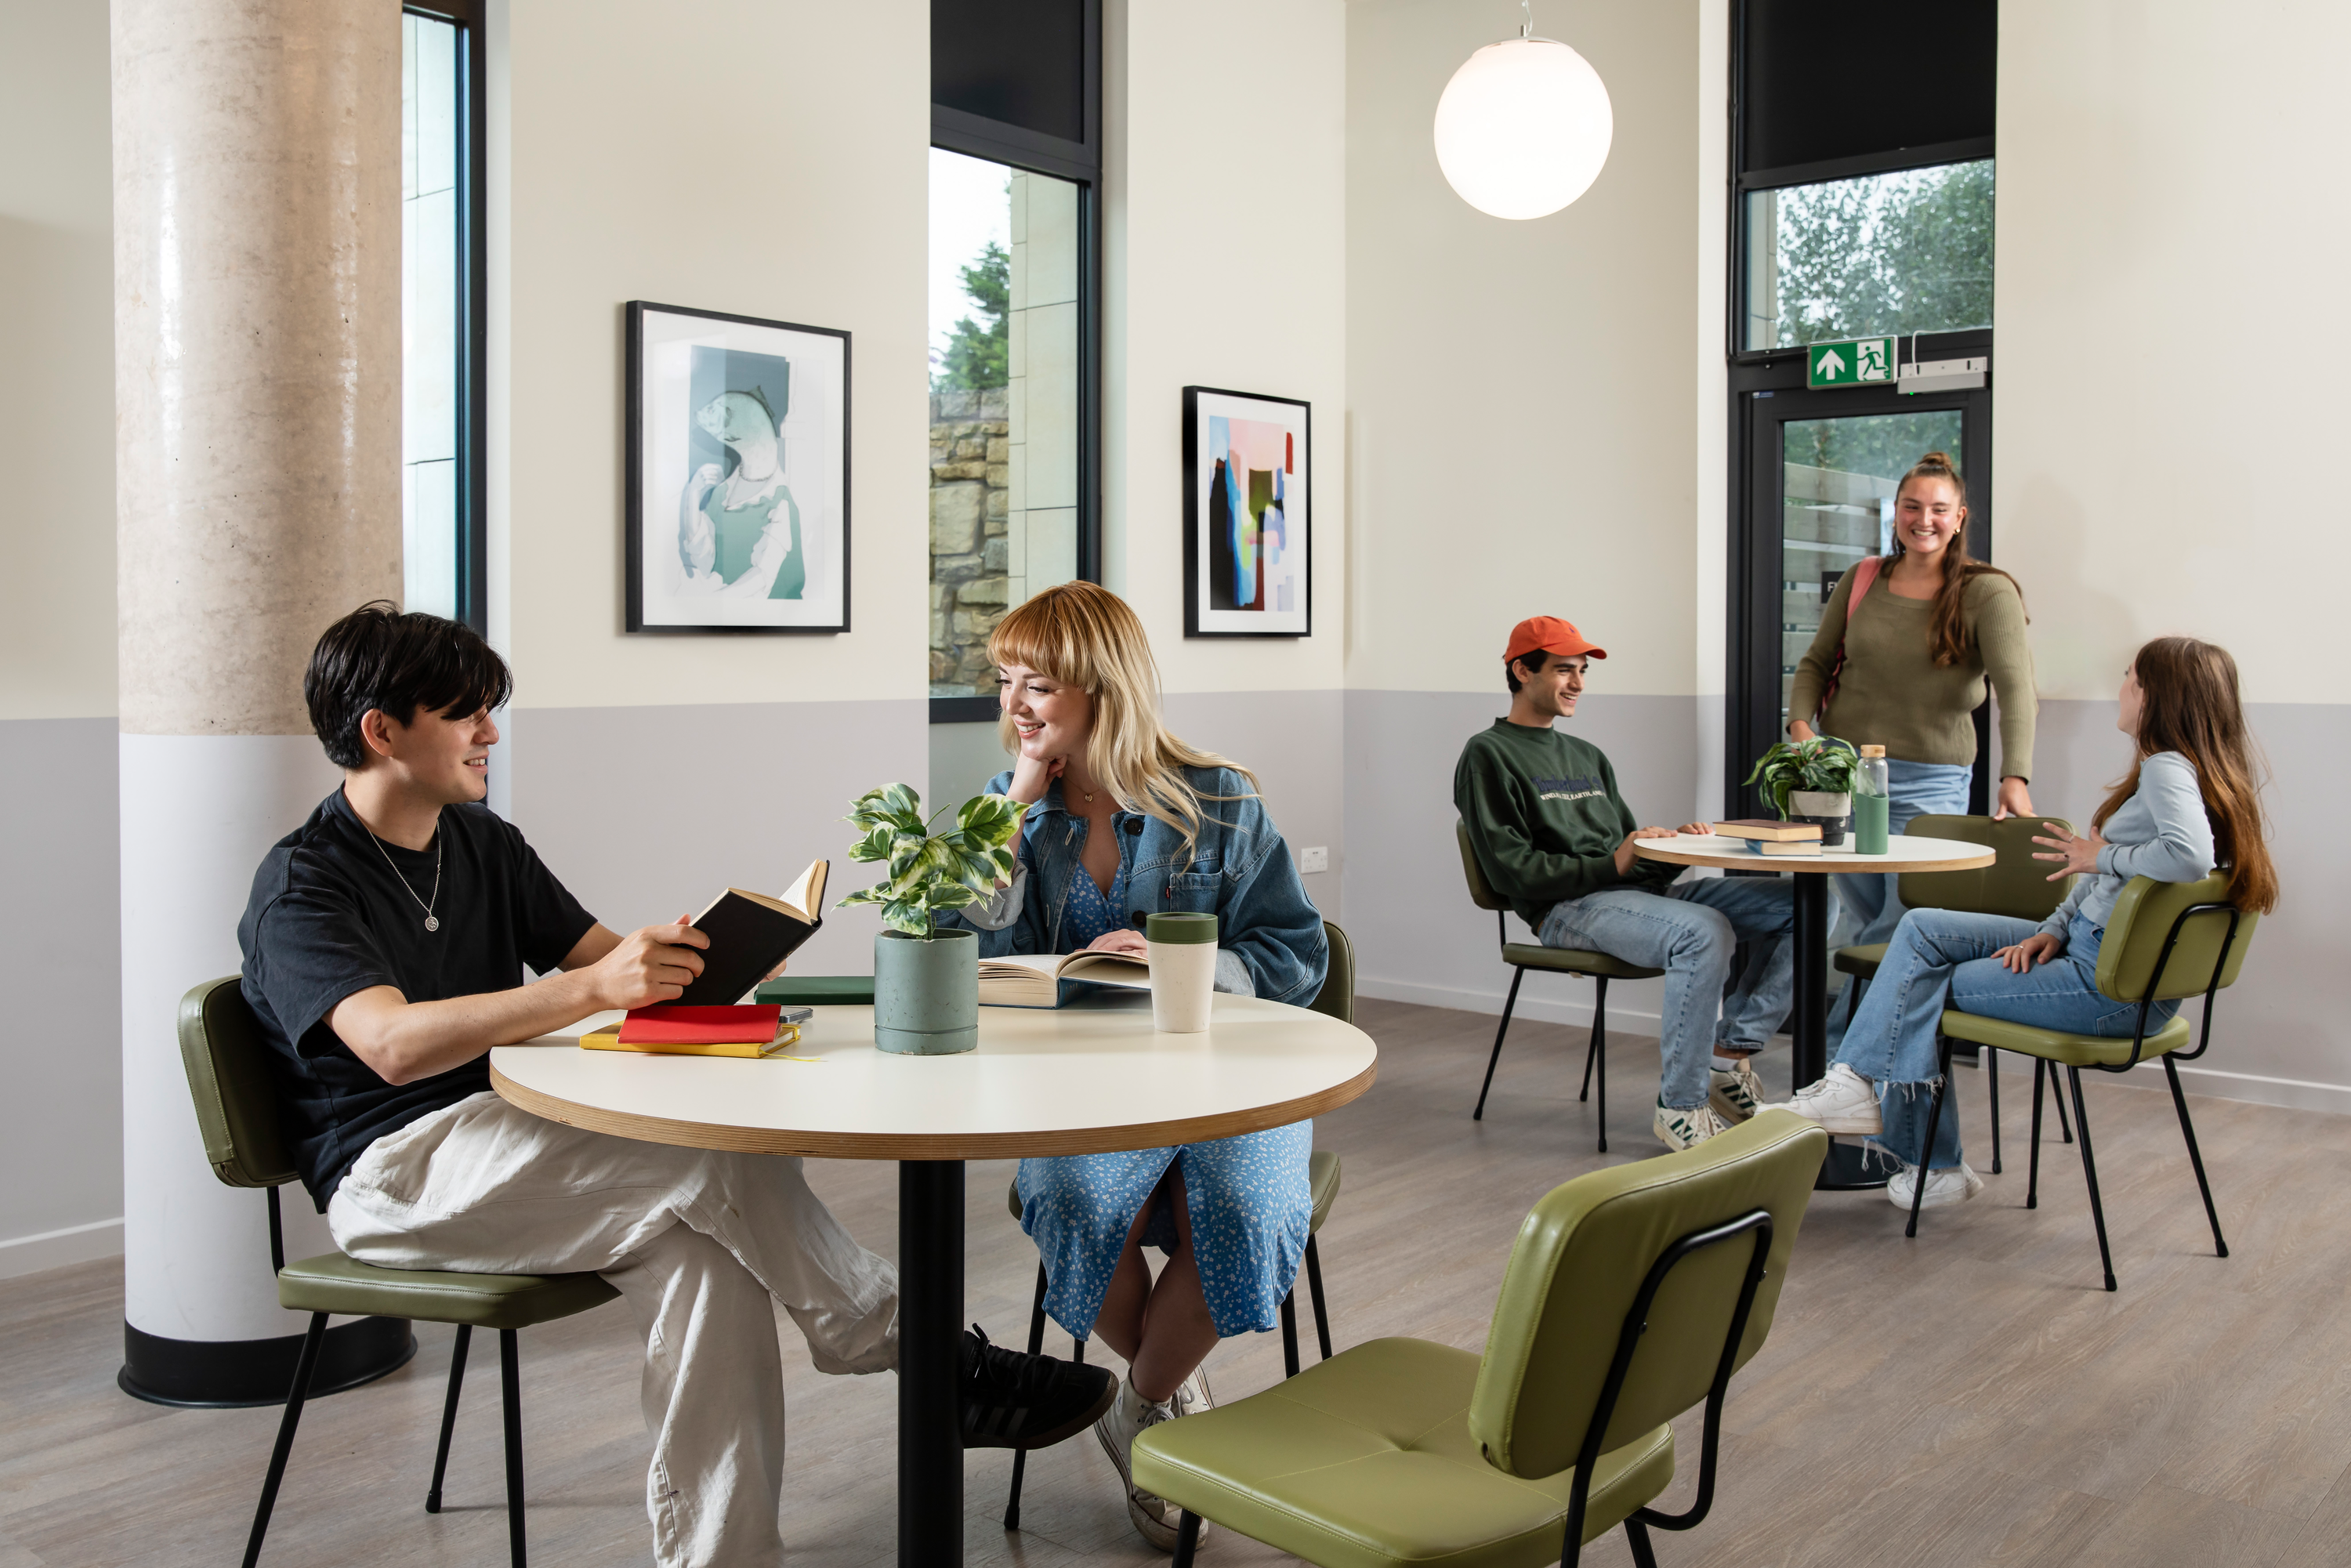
838;784;1027;1055
1742;737;1860;846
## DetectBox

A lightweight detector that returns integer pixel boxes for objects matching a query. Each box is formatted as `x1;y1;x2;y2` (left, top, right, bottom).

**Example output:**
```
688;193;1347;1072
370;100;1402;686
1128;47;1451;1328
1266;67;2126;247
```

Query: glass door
1730;379;1992;817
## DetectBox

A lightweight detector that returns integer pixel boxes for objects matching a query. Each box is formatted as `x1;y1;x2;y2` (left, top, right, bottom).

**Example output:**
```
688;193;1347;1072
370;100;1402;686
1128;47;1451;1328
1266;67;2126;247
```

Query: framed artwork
626;301;850;632
1182;386;1310;637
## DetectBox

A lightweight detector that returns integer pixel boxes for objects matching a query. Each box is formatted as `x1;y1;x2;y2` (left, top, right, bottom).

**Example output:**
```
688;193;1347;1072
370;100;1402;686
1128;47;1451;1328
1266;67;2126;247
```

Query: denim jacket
937;766;1328;1006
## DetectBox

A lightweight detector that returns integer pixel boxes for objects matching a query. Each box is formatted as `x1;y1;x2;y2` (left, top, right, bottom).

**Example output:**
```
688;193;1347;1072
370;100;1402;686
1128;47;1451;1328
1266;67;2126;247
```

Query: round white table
491;991;1377;1568
1634;832;1995;1189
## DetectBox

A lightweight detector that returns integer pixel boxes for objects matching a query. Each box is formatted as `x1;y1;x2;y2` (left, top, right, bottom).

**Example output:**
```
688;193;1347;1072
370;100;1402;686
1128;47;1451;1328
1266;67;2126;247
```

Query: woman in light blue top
934;581;1326;1551
1770;636;2278;1211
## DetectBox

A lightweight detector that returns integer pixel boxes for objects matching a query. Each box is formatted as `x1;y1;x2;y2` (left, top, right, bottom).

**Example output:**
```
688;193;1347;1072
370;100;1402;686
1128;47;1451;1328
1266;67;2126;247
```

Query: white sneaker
1709;1056;1766;1123
1887;1162;1985;1210
1766;1063;1883;1135
1096;1374;1212;1552
1654;1100;1732;1152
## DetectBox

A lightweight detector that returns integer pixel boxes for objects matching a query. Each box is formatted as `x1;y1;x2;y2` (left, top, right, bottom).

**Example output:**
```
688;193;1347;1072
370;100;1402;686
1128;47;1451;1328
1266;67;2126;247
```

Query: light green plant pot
873;929;979;1056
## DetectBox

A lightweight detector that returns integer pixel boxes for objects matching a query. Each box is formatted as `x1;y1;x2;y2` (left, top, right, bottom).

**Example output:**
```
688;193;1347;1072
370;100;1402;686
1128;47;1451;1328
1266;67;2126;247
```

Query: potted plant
838;784;1027;1055
1742;737;1860;846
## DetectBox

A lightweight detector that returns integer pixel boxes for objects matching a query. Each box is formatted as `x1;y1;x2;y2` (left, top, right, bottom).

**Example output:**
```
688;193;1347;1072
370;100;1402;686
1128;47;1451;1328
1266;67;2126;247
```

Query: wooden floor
5;998;2349;1568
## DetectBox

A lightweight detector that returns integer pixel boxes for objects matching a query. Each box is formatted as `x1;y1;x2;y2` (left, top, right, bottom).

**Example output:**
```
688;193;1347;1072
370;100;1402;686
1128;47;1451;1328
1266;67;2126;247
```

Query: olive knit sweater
1787;564;2038;779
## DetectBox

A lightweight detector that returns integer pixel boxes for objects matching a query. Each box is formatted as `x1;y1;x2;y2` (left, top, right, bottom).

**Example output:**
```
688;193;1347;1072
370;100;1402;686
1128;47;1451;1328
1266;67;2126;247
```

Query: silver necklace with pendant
368;824;444;932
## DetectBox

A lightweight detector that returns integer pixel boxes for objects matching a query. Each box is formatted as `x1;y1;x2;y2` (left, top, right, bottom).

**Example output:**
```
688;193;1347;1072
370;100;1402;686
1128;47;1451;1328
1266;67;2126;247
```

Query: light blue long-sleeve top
2037;751;2215;940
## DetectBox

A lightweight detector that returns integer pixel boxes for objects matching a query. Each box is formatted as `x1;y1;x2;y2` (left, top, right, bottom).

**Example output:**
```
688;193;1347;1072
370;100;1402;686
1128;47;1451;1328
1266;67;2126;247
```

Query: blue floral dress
1015;858;1312;1341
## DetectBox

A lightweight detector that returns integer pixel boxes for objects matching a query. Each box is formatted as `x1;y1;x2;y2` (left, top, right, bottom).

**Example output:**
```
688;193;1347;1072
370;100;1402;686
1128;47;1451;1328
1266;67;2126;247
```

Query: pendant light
1433;2;1614;220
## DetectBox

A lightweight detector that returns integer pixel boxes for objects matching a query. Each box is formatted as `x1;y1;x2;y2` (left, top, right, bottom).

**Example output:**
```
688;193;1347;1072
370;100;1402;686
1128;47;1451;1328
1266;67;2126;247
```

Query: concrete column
112;0;405;1403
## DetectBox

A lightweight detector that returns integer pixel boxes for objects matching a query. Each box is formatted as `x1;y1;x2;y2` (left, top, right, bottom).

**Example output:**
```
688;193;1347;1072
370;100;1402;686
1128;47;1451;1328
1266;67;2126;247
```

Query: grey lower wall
508;699;929;980
1342;690;1705;1035
0;717;124;1274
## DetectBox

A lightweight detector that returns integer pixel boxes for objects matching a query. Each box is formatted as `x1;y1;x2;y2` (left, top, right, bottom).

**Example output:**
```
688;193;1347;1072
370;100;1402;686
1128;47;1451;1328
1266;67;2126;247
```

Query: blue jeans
1823;758;1973;1054
1835;909;2175;1168
1538;878;1796;1110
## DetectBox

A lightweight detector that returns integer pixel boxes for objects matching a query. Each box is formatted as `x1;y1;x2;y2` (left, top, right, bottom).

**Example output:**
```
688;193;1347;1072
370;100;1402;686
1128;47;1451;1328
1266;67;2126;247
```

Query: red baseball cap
1503;616;1607;667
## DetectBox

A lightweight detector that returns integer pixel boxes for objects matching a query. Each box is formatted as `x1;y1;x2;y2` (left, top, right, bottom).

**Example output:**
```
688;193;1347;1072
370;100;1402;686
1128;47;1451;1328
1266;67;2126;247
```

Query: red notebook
618;1004;785;1046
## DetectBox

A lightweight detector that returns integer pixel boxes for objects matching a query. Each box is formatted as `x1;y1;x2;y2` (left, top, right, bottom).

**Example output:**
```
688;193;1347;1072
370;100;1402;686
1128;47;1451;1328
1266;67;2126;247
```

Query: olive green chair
179;977;618;1568
1133;1111;1828;1568
1922;873;2256;1286
1457;822;1663;1153
1002;922;1355;1530
1832;813;2079;1171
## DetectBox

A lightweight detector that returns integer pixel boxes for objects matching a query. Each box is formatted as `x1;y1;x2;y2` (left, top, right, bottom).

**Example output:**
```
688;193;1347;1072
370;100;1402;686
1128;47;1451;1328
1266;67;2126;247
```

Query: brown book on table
1749;838;1824;856
1711;819;1823;843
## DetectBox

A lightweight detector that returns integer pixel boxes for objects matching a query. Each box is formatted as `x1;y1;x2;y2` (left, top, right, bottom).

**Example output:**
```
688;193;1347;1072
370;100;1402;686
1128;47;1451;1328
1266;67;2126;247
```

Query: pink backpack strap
1846;554;1883;609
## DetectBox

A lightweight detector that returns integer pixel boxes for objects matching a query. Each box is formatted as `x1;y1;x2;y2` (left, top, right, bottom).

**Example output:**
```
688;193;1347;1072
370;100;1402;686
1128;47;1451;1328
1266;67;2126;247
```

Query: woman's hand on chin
1005;752;1063;805
1086;930;1150;958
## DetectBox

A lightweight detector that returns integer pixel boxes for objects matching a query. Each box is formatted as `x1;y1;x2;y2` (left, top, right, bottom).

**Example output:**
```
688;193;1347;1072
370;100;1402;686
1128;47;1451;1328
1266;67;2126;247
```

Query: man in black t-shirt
240;604;1111;1568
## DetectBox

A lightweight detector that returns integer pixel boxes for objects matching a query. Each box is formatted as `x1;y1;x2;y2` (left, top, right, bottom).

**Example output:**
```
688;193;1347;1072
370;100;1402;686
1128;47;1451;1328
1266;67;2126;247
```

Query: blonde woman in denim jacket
936;581;1326;1549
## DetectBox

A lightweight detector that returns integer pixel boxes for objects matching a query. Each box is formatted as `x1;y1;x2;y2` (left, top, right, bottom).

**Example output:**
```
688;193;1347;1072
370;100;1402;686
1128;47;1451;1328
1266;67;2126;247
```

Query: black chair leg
426;1323;472;1512
1986;1046;2001;1175
2054;1073;2074;1143
2027;1059;2047;1210
1472;969;1526;1121
2164;1056;2230;1258
1005;1262;1051;1530
1591;976;1609;1154
499;1328;527;1568
1280;1290;1301;1378
1906;1037;1956;1239
1624;1517;1661;1568
2066;1068;2118;1291
241;1312;328;1568
1173;1509;1203;1568
1303;1234;1332;1361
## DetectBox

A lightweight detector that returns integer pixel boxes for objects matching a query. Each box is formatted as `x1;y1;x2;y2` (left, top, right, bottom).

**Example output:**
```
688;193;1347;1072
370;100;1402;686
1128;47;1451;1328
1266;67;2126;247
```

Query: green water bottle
1855;744;1890;855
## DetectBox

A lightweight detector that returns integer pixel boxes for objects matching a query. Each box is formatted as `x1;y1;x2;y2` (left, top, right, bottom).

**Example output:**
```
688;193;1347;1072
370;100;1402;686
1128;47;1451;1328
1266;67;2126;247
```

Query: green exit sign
1807;338;1896;389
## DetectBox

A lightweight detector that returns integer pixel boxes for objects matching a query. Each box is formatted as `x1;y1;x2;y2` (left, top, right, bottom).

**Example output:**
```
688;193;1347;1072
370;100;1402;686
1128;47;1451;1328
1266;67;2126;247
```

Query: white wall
0;0;124;1276
1994;0;2351;1110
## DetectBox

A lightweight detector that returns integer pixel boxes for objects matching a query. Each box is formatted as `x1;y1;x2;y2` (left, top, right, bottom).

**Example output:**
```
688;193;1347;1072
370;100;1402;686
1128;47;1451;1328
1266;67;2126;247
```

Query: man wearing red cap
1453;617;1795;1150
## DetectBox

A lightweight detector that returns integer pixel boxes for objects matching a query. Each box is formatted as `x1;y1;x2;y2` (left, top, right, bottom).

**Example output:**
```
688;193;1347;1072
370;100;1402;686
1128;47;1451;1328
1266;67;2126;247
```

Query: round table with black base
491;991;1377;1568
1634;832;1996;1191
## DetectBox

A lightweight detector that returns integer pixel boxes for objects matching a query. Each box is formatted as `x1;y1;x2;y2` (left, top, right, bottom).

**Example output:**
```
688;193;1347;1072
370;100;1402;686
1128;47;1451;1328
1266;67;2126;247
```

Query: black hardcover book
672;860;829;1006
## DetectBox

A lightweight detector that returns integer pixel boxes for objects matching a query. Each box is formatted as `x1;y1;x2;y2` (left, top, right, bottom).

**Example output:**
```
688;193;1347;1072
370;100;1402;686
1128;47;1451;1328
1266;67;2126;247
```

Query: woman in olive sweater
1787;452;2038;1027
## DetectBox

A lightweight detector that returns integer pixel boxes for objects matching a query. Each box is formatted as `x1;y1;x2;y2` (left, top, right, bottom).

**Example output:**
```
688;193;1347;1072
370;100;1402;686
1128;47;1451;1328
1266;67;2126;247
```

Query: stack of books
1710;820;1825;856
580;1003;813;1059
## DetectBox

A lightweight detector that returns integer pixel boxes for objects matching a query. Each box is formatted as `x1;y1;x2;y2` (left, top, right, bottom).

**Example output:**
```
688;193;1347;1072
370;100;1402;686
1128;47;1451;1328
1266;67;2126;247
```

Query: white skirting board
0;1217;125;1280
120;733;344;1343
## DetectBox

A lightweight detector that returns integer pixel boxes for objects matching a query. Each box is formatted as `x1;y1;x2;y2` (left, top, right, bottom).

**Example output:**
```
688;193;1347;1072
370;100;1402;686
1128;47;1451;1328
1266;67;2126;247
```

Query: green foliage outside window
1763;160;1994;349
934;241;1009;392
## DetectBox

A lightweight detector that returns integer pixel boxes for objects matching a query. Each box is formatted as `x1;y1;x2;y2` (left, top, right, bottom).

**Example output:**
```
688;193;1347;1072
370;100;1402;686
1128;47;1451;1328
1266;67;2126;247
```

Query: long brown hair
987;581;1255;849
2092;636;2277;914
1890;451;2026;667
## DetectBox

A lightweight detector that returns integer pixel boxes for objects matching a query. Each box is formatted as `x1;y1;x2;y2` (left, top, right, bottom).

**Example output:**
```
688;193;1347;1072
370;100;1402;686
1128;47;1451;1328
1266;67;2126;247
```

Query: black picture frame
1180;386;1312;639
625;300;852;635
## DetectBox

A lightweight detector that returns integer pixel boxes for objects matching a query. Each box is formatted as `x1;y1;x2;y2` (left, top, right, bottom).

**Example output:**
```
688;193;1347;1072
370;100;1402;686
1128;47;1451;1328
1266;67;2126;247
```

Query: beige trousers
326;1092;897;1568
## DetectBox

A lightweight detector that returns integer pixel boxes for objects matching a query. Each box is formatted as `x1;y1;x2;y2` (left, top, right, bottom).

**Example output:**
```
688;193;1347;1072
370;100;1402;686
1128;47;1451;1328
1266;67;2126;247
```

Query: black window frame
1724;0;2000;815
403;1;490;636
929;0;1103;724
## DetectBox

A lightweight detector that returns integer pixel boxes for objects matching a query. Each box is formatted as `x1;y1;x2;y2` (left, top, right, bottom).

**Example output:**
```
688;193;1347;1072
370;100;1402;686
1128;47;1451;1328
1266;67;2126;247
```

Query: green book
754;975;875;1007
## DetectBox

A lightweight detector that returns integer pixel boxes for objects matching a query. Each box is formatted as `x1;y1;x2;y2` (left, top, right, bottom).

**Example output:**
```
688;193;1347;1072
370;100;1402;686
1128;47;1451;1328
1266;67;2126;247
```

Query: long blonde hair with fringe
988;581;1255;849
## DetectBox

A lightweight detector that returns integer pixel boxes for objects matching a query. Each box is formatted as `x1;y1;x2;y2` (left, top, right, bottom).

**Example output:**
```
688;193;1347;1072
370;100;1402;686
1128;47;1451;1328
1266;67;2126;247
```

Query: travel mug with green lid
1146;912;1217;1032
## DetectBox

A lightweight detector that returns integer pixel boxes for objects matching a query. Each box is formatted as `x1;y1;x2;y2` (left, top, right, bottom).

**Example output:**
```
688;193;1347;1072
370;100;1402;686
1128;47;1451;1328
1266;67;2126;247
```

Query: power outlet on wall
1299;846;1330;875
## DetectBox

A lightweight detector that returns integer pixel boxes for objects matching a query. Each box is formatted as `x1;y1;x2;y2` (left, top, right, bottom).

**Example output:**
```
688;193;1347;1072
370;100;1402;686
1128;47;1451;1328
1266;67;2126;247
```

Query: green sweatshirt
1453;720;1679;930
1787;566;2037;779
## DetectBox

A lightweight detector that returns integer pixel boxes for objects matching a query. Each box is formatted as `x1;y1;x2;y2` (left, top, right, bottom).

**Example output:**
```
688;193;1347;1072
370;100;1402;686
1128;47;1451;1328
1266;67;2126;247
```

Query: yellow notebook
579;1023;806;1059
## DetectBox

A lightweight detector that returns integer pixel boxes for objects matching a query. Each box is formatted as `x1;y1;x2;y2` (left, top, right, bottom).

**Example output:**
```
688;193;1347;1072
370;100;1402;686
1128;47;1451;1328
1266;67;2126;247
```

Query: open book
979;950;1152;1009
670;860;829;1006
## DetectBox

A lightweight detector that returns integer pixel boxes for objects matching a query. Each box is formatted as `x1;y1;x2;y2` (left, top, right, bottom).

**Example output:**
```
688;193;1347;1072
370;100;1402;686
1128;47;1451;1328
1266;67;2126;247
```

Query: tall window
928;0;1101;722
401;4;484;629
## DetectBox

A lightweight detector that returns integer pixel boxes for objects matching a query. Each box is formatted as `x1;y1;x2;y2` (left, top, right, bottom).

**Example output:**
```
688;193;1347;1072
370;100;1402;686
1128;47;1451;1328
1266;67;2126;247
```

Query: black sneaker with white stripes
960;1325;1118;1450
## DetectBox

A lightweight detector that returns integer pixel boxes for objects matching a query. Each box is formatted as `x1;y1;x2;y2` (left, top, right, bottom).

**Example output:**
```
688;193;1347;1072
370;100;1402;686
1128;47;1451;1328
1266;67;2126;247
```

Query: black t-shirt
238;788;597;1208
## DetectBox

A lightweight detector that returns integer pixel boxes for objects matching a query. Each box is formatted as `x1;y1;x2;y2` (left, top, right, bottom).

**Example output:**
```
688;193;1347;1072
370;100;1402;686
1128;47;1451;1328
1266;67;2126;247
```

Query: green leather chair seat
277;1251;620;1331
1498;945;1663;981
1134;1336;1675;1568
1937;1008;2193;1068
1004;1148;1342;1235
1832;943;1886;979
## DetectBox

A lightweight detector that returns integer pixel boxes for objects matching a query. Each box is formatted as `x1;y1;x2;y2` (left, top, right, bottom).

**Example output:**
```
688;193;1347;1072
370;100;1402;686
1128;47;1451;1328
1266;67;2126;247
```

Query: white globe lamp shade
1433;36;1614;220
